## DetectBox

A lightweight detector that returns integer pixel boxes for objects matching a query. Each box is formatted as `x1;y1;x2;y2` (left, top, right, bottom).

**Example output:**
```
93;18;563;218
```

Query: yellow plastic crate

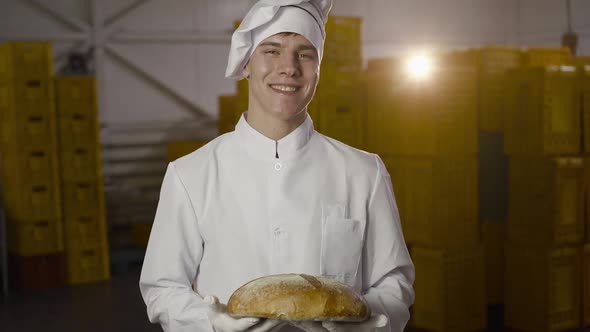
0;79;55;121
2;182;62;222
444;46;522;74
322;47;362;71
1;146;60;185
0;112;58;152
54;76;97;116
324;17;362;69
62;180;102;213
0;43;11;80
7;220;64;256
582;66;590;154
365;74;396;154
508;157;584;247
64;212;108;252
60;147;101;182
482;220;505;305
306;94;320;128
387;156;479;247
315;77;365;149
131;222;152;249
412;245;486;332
218;95;238;135
479;73;511;132
505;244;581;332
66;245;110;285
0;42;53;81
366;67;478;156
166;140;209;161
474;48;521;129
523;47;572;67
237;77;248;98
574;57;590;66
584;244;590;327
326;17;362;42
586;157;590;242
57;113;100;149
0;80;15;118
235;79;248;121
505;66;580;155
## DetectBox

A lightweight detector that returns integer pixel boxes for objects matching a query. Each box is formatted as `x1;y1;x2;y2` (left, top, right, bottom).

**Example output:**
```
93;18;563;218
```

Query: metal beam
103;0;153;40
0;32;87;42
104;43;214;122
110;31;232;44
27;0;90;32
104;0;150;26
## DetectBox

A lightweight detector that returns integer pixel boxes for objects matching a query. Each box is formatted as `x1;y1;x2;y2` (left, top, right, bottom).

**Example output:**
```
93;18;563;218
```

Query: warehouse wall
1;0;589;127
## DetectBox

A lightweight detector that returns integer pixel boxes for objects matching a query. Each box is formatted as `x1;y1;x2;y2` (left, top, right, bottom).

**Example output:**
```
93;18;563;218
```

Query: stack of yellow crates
582;66;590;328
54;76;110;285
218;95;238;135
0;42;66;289
446;48;521;316
504;49;584;331
365;58;485;331
445;47;522;132
312;17;364;149
522;47;572;67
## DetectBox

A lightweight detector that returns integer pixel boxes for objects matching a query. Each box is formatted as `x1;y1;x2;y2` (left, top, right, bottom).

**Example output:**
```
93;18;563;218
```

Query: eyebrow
258;41;316;52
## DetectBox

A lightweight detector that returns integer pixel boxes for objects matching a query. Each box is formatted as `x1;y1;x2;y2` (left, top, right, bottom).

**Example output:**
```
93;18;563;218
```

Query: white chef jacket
139;113;415;332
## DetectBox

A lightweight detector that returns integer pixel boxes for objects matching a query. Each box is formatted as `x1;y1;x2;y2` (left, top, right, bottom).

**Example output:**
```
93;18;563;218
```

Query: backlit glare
406;54;433;79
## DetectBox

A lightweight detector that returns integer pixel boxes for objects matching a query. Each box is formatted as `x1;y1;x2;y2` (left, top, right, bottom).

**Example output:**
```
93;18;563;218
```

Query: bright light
406;53;433;80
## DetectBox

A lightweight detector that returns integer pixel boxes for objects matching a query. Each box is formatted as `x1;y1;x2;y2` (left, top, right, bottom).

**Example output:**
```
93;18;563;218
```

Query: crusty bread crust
227;274;370;322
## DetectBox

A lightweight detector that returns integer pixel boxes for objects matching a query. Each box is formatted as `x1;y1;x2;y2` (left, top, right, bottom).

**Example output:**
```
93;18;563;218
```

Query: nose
278;54;300;77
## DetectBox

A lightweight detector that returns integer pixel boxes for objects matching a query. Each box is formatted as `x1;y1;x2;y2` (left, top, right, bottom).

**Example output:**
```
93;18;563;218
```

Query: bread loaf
227;274;370;322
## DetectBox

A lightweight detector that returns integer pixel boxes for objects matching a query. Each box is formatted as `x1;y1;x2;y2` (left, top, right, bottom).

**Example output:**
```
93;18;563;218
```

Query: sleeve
139;162;214;332
362;155;415;332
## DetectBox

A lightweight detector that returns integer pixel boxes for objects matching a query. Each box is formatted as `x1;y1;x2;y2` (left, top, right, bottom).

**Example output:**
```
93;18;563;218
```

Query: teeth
271;85;297;92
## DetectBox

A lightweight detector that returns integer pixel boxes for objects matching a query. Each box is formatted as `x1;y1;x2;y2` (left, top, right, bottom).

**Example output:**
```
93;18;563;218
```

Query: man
139;1;414;331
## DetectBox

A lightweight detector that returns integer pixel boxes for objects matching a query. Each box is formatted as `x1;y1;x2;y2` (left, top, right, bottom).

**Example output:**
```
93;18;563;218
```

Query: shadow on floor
0;263;161;332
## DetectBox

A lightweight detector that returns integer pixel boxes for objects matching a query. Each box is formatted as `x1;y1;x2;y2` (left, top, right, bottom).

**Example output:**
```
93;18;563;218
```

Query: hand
204;295;286;332
290;314;388;332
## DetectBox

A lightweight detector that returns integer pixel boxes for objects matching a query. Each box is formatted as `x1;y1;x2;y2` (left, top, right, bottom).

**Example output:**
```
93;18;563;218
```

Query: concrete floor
0;263;161;332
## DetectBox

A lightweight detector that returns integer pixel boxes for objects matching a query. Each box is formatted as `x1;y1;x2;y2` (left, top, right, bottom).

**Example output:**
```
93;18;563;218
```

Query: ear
242;63;250;80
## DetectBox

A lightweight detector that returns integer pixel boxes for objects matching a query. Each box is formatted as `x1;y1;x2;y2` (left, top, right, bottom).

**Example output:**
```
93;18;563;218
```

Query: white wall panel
104;51;195;125
362;0;509;60
0;0;73;35
505;0;590;53
119;0;197;31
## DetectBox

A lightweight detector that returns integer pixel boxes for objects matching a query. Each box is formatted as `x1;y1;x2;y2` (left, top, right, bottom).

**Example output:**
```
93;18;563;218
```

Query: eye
299;52;315;60
265;49;279;55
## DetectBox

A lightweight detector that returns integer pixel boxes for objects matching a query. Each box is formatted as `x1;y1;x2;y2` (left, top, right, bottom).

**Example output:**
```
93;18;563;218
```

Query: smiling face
243;32;320;124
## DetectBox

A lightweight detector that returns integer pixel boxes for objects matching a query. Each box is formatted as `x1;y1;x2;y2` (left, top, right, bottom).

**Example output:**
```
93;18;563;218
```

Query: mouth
269;84;300;95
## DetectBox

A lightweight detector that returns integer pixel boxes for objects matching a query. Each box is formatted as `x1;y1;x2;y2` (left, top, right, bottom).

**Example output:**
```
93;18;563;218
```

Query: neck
245;109;307;141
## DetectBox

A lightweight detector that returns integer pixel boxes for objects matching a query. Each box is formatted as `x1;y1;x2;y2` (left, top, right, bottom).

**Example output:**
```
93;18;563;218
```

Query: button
274;162;282;171
273;227;285;237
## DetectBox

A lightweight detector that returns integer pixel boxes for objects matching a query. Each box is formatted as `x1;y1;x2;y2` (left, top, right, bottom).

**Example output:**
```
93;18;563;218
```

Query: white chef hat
225;0;333;79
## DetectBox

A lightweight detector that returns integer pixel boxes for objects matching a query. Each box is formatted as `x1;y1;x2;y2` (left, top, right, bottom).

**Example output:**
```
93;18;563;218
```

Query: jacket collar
235;112;315;161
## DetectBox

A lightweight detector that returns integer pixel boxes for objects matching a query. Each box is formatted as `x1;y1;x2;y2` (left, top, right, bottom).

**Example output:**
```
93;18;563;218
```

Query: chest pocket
320;204;366;286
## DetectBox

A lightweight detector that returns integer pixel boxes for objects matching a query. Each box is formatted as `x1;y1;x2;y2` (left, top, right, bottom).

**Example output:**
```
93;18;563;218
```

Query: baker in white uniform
139;1;415;331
